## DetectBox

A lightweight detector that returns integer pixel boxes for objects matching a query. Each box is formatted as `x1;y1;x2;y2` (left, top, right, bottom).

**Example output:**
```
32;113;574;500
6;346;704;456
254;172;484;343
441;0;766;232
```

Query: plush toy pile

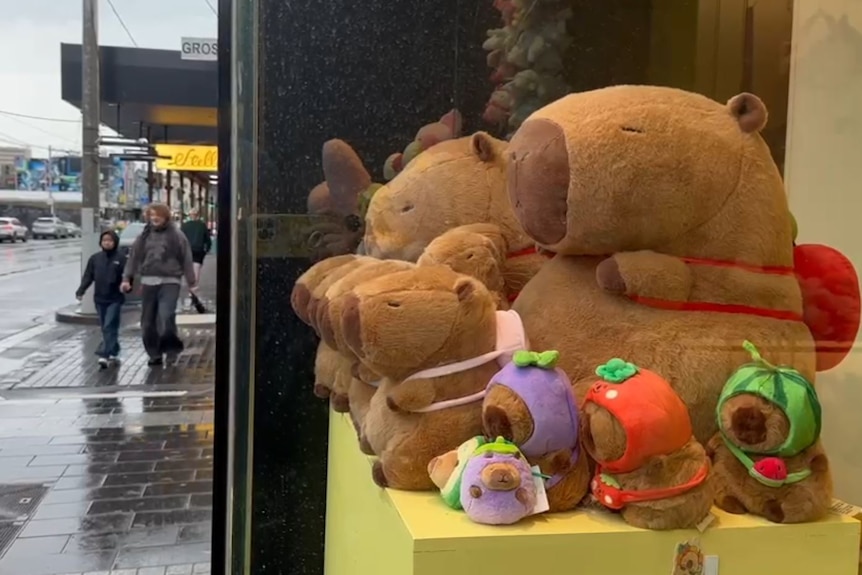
291;85;861;529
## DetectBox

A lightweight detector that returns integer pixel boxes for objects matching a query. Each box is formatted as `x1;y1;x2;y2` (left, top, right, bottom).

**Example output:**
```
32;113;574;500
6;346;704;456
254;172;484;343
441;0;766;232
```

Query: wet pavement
0;238;81;340
0;247;217;575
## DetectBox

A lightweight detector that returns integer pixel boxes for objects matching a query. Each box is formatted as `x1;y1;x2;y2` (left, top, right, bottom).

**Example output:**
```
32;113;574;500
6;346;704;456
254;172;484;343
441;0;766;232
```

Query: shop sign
181;37;218;61
155;145;218;172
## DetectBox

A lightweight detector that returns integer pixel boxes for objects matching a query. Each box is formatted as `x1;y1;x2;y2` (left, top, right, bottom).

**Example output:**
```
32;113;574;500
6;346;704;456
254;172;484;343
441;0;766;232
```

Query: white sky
0;0;217;156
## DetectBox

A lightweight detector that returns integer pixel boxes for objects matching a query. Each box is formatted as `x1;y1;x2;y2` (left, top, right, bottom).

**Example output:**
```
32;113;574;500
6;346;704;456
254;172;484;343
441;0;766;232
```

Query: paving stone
0;324;215;575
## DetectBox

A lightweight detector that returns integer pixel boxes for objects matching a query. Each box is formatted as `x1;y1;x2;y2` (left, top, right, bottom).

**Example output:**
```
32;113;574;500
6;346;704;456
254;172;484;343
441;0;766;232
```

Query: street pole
80;0;100;316
47;145;55;217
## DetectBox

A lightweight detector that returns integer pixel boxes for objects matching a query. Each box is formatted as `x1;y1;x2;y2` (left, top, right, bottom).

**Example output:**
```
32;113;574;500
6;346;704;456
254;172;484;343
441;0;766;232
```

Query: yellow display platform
325;412;860;575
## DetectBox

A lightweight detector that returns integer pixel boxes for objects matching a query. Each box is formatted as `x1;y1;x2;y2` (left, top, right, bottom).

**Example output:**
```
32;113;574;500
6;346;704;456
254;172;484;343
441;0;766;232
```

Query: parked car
31;217;69;239
118;222;146;254
64;222;82;237
0;217;29;242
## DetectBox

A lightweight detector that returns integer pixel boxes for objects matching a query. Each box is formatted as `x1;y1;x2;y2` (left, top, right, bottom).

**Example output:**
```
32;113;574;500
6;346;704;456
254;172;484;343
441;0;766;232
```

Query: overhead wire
203;0;217;16
106;0;138;47
0;110;80;124
0;113;79;148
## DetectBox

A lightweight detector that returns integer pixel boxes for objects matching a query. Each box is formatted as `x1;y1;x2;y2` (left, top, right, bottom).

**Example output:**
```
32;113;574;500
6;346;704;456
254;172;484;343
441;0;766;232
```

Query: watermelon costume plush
790;213;861;372
716;340;822;487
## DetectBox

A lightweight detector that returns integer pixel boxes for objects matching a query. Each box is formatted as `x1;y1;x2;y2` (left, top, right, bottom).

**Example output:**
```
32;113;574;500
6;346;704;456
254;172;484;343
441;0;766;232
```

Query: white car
31;217;68;239
64;222;82;237
0;217;28;242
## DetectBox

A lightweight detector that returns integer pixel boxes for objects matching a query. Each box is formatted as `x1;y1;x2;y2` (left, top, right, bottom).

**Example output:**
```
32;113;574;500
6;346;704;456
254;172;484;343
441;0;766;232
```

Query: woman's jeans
140;284;184;359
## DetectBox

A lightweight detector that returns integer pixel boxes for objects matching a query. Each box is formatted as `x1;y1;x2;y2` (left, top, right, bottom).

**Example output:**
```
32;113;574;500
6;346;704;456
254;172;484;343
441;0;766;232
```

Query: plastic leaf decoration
595;358;639;383
512;350;560;369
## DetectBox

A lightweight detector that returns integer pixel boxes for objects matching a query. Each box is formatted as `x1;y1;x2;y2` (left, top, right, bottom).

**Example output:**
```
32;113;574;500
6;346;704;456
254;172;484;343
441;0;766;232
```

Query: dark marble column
249;0;496;573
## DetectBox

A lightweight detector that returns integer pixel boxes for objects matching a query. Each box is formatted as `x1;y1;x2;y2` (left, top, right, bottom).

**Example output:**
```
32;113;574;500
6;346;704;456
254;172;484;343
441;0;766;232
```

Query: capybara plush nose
316;300;337;348
507;118;570;247
731;405;768;445
291;284;311;325
483;405;514;441
482;463;521;491
341;294;364;357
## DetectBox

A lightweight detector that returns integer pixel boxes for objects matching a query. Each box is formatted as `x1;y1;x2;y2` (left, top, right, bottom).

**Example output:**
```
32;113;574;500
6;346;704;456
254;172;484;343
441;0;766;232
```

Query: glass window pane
227;1;862;572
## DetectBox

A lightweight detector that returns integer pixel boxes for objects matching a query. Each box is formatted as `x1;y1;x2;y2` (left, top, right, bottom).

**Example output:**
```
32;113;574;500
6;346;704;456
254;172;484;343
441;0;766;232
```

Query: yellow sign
154;145;218;172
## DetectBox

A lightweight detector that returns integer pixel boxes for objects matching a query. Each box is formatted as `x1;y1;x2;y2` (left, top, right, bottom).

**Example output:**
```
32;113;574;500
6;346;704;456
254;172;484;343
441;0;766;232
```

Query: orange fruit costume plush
581;359;713;530
508;85;816;443
339;265;528;490
363;133;547;298
707;341;832;524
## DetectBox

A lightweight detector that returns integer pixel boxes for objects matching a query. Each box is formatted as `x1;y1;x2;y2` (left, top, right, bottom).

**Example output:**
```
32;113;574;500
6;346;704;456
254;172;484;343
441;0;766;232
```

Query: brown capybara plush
707;341;831;523
340;265;528;490
290;255;372;408
313;341;341;400
418;224;510;309
507;85;815;443
482;350;589;512
314;259;416;420
290;255;359;325
580;359;714;530
364;133;546;295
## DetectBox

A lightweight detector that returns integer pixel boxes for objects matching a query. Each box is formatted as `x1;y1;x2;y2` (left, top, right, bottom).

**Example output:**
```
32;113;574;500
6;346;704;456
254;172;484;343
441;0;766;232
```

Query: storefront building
213;0;862;573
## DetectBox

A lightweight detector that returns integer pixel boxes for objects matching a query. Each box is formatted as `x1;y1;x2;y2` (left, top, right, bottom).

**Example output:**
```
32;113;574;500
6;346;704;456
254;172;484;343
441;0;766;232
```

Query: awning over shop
60;43;218;145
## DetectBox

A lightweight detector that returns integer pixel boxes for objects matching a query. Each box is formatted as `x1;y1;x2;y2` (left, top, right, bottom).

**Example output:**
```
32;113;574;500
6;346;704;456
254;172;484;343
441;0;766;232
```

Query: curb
55;306;101;325
55;303;143;326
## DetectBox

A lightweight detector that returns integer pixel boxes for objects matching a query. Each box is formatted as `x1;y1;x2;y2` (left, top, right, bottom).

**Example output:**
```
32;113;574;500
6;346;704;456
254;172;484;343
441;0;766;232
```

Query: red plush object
794;243;861;372
753;457;788;482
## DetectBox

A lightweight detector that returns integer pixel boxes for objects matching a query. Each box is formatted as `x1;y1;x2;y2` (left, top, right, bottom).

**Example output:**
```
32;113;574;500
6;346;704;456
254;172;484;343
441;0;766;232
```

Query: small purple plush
460;437;536;525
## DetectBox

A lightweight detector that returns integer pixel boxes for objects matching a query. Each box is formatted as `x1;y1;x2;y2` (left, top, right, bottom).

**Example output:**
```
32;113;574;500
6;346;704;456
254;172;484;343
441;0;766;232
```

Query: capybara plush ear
727;92;768;134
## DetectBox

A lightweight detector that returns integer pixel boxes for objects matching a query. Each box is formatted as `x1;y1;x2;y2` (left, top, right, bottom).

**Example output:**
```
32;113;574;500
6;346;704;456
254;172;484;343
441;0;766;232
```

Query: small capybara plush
708;341;831;524
483;350;589;512
581;359;714;530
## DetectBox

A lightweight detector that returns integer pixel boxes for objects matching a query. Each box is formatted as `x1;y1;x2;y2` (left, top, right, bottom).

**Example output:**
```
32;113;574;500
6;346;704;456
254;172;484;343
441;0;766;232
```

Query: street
0;239;217;575
0;238;82;340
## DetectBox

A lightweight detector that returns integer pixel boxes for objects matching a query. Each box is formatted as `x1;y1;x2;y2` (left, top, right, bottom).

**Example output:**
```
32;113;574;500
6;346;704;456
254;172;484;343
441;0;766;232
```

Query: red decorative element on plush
753;457;788;482
793;244;861;372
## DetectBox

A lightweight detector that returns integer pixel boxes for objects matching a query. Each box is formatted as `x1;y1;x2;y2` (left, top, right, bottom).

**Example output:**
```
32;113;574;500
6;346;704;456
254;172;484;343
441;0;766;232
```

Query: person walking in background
75;229;126;369
121;203;197;366
180;208;211;306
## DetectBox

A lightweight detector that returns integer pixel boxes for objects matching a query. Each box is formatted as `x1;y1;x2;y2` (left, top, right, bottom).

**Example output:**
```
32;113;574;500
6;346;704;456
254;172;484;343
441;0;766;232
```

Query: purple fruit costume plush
460;437;537;525
483;350;589;511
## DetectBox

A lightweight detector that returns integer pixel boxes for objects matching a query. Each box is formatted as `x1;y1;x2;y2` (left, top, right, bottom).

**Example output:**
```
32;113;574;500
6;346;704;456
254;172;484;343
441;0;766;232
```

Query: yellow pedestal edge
325;410;861;575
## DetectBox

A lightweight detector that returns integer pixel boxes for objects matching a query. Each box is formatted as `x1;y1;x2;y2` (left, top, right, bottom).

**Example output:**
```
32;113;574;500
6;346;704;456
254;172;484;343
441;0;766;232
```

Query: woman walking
121;203;197;366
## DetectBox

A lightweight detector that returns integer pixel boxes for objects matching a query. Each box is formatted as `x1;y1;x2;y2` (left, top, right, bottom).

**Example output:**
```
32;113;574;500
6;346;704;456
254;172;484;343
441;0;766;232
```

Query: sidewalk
0;263;218;574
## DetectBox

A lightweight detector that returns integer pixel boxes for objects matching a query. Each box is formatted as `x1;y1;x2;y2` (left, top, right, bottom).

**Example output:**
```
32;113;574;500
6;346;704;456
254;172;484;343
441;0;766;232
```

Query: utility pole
80;0;100;316
47;145;55;217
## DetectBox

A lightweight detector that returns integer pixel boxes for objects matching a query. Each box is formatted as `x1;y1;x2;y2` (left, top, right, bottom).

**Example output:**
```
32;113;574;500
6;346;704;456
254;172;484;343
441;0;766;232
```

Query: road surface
0;238;82;340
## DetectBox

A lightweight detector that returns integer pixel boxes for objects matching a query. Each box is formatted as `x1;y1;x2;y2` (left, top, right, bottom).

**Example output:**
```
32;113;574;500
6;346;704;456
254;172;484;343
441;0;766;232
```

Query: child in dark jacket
76;230;127;368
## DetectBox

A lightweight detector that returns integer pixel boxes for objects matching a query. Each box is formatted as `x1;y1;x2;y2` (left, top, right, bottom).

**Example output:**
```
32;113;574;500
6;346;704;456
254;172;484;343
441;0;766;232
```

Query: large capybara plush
507;85;816;442
364;134;546;297
340;265;527;490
